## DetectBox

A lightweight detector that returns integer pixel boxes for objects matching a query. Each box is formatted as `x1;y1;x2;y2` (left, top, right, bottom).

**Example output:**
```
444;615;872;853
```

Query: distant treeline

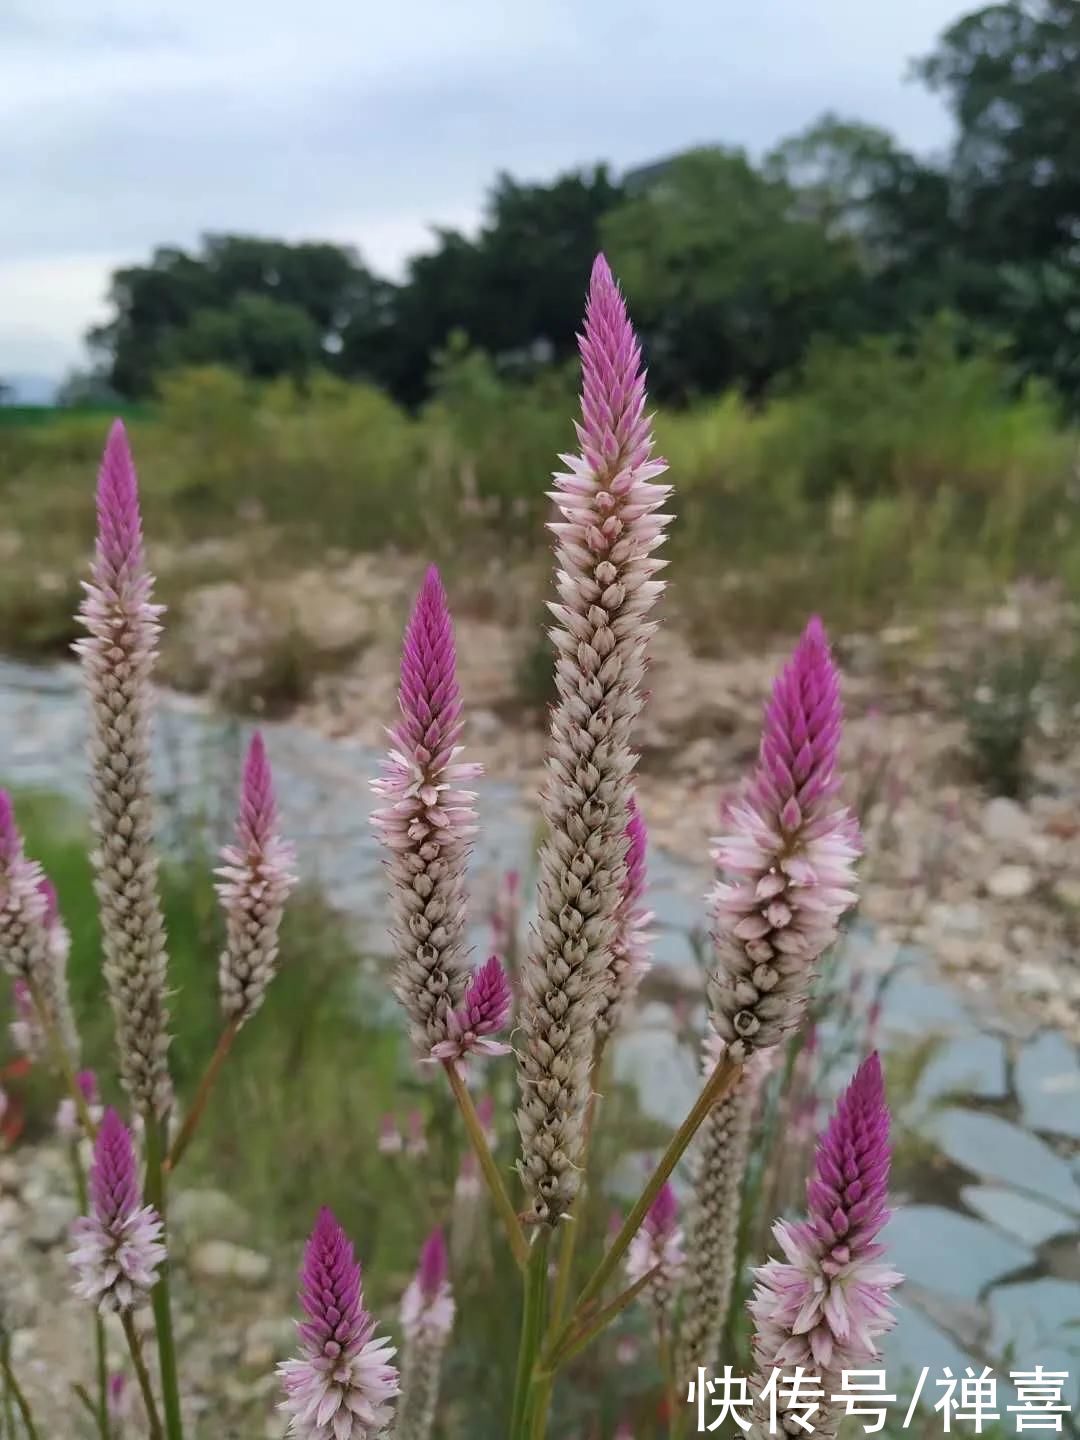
57;1;1080;414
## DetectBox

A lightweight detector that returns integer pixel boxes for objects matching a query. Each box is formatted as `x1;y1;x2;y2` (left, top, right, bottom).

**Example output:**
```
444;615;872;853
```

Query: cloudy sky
2;0;972;383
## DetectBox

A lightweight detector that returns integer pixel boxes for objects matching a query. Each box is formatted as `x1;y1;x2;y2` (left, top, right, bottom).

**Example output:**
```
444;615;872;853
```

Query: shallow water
1;657;1077;1411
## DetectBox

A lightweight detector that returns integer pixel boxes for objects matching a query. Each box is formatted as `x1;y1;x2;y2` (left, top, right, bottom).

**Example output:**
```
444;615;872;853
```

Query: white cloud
0;0;970;378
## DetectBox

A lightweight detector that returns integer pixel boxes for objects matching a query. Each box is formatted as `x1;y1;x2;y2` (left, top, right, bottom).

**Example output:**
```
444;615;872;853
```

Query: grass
1;318;1077;683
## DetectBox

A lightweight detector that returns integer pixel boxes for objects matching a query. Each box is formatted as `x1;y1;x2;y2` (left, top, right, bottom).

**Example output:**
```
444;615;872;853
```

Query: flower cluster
397;1229;455;1440
216;731;297;1025
279;1208;399;1439
748;1053;901;1436
516;253;672;1225
626;1180;685;1329
372;567;482;1055
74;421;172;1118
68;1108;166;1313
708;618;860;1062
429;954;512;1065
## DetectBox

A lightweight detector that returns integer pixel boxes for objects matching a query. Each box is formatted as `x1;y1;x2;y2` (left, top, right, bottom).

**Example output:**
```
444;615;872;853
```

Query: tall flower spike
676;1033;771;1387
68;1108;166;1312
74;422;172;1118
625;1180;685;1329
278;1208;399;1440
429;954;512;1064
397;1228;455;1440
516;254;672;1224
0;793;78;1062
58;1068;103;1141
708;618;860;1062
216;732;298;1025
372;567;482;1054
595;796;653;1044
747;1054;901;1439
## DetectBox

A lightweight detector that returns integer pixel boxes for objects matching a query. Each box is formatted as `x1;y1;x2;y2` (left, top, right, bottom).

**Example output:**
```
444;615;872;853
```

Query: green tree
601;147;865;398
160;293;322;382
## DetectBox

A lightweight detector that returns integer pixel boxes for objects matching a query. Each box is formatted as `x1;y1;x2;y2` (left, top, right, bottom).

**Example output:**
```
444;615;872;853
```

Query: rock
1052;877;1080;909
986;864;1036;900
190;1241;272;1286
242;1316;297;1370
27;1194;78;1248
982;796;1033;847
172;1188;251;1243
926;901;985;937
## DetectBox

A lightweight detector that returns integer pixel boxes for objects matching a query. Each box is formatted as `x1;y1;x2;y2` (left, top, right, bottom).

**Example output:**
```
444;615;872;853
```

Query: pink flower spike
749;1053;901;1413
626;1179;685;1325
216;732;297;1026
400;1227;455;1345
57;1068;102;1140
378;1113;403;1156
372;567;482;1055
278;1208;398;1439
68;1108;166;1312
429;955;512;1064
709;618;861;1061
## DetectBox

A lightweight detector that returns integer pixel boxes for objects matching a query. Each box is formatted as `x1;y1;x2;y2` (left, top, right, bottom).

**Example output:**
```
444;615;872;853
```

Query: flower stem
143;1117;184;1440
0;1341;39;1440
120;1312;164;1440
510;1232;550;1440
542;1265;658;1372
68;1142;111;1440
553;1053;742;1356
442;1061;528;1268
166;1022;239;1172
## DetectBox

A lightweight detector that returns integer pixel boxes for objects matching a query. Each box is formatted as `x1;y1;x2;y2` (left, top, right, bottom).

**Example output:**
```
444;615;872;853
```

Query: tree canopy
82;1;1080;412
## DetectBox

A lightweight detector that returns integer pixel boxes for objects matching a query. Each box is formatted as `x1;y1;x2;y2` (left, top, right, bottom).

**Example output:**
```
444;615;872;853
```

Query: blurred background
0;1;1078;1436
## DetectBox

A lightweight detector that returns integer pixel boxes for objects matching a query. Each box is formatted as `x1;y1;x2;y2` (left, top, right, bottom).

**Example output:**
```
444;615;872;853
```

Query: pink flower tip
648;1181;679;1237
96;420;144;572
418;1227;448;1298
76;1070;99;1103
0;789;18;865
90;1108;141;1226
240;730;277;842
428;955;513;1063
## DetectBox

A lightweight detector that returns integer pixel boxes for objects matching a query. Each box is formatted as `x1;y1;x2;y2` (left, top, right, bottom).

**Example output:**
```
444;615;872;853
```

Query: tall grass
1;319;1076;664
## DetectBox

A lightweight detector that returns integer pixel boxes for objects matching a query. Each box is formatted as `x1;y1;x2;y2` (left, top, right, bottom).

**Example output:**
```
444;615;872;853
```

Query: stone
242;1316;297;1370
986;864;1036;900
929;1109;1080;1214
1016;1032;1080;1141
171;1187;251;1243
190;1241;272;1286
27;1194;78;1248
961;1186;1075;1246
981;796;1033;847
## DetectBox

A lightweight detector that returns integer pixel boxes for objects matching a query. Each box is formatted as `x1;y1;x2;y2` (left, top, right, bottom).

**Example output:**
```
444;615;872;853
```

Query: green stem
1;1338;16;1440
542;1265;658;1372
69;1143;111;1440
552;1054;742;1358
120;1312;164;1440
510;1232;550;1440
443;1062;529;1268
166;1022;238;1172
0;1343;39;1440
143;1118;184;1440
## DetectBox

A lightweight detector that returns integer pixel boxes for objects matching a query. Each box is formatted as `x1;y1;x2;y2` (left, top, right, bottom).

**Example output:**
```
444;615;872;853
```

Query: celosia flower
517;254;672;1225
476;1093;496;1149
57;1069;103;1140
404;1110;428;1158
489;869;521;965
397;1230;454;1440
278;1207;398;1439
74;422;172;1119
708;618;860;1063
0;795;78;1064
748;1053;901;1436
595;797;653;1044
429;955;512;1064
68;1108;166;1312
107;1372;135;1431
216;731;297;1025
677;1032;771;1386
372;567;482;1054
625;1181;684;1327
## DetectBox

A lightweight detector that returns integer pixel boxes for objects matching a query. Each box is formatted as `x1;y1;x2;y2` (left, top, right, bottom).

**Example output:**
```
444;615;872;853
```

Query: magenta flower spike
75;421;172;1118
400;1227;455;1345
372;566;482;1056
278;1208;399;1439
68;1108;166;1312
517;254;672;1224
748;1053;901;1400
57;1068;103;1140
709;618;860;1061
0;791;78;1060
595;796;654;1043
429;954;512;1064
216;731;298;1026
625;1180;685;1324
